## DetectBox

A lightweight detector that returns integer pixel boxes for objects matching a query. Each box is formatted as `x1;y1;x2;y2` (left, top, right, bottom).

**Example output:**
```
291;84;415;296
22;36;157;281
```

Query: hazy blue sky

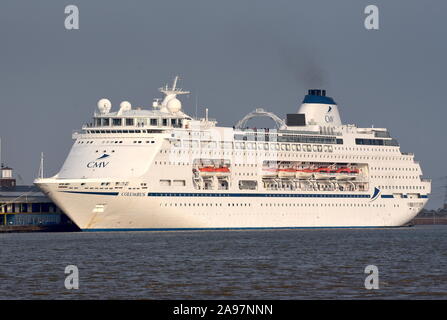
0;1;446;208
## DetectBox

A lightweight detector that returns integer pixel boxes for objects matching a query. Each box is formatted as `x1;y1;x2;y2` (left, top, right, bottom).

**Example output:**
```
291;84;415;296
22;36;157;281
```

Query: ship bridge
83;76;204;132
88;109;191;130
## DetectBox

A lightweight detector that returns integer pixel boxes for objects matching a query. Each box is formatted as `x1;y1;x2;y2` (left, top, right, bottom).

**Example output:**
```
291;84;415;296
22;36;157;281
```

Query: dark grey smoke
224;20;327;89
276;44;326;89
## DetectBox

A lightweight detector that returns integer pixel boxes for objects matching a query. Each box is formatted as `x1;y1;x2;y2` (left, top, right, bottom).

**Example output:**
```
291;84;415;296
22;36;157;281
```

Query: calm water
0;225;446;299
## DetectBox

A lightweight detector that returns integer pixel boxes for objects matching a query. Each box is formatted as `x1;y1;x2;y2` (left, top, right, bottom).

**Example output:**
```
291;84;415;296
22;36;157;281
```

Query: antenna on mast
172;76;179;91
158;75;191;113
159;75;190;97
195;91;199;119
38;152;44;179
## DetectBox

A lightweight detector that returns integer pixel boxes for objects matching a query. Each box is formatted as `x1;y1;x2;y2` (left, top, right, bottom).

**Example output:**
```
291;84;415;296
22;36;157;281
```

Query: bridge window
112;118;122;126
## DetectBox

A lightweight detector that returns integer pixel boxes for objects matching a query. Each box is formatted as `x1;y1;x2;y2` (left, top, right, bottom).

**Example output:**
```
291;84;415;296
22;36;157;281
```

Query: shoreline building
0;164;79;232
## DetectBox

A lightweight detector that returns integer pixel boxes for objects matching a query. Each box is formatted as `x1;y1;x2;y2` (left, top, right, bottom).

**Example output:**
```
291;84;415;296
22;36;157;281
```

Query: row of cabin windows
174;139;400;153
80;183;145;190
78;140;155;145
372;176;419;179
262;203;387;208
85;129;164;134
160;148;415;163
379;185;426;190
372;167;418;171
170;141;408;160
336;146;398;152
161;203;252;207
94;118;182;127
60;182;148;188
159;202;388;208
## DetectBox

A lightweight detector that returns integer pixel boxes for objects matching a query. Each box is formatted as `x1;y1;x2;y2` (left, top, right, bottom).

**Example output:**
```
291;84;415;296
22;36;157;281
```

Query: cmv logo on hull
87;153;110;168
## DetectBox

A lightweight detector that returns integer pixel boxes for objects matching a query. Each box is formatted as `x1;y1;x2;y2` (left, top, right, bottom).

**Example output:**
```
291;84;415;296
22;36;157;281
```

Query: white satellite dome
117;101;132;116
167;98;181;113
119;101;132;112
97;98;112;114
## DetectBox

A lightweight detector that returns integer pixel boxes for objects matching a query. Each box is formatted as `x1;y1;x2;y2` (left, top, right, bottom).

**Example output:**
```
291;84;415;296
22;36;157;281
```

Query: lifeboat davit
295;169;314;179
336;174;356;181
334;167;358;180
336;167;359;174
262;167;279;177
313;167;336;180
278;168;296;178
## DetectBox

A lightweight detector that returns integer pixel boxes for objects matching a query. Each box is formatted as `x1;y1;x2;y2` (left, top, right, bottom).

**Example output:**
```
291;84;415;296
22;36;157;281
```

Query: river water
0;225;446;299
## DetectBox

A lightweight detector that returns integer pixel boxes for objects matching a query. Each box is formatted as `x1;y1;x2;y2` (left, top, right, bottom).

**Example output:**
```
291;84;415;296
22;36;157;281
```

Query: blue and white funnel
297;89;342;126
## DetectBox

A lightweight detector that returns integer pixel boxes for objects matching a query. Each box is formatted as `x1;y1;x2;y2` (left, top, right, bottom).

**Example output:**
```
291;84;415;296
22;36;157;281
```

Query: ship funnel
308;89;326;96
296;89;342;127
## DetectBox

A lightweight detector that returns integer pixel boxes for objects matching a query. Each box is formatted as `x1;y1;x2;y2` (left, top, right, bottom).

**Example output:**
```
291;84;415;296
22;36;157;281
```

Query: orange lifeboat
198;166;230;177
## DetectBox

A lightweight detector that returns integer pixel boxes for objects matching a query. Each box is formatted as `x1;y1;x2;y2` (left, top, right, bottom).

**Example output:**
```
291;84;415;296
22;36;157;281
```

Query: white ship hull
35;178;427;231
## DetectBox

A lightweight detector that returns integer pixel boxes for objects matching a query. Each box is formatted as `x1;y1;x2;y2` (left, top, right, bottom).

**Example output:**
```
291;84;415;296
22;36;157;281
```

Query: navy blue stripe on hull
147;192;370;198
60;190;428;199
61;191;119;196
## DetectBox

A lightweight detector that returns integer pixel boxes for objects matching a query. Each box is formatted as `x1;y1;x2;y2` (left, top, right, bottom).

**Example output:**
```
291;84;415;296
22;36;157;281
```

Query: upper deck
74;76;400;152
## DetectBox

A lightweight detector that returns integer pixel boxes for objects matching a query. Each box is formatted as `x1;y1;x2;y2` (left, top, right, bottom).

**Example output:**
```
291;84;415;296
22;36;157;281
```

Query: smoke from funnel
276;44;326;89
223;20;327;89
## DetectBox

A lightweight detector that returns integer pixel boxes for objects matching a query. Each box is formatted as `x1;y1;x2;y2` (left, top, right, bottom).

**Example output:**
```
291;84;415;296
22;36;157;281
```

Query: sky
0;0;446;209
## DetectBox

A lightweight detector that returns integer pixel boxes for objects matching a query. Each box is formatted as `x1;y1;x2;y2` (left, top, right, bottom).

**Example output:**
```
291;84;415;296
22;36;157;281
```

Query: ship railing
401;152;414;156
421;178;431;182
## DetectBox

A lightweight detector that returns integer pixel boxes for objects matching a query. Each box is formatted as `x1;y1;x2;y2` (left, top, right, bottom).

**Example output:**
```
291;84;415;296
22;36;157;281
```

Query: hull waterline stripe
83;226;404;232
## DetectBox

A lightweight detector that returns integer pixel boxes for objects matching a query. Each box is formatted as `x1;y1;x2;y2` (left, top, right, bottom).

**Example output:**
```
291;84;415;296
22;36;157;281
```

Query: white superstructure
35;77;431;231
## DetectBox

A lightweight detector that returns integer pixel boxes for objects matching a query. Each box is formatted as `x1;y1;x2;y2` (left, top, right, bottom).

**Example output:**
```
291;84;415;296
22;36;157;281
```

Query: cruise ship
35;76;431;231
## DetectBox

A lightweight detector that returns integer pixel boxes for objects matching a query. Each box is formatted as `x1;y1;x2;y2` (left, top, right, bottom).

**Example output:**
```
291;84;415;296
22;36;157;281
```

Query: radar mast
159;75;190;107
